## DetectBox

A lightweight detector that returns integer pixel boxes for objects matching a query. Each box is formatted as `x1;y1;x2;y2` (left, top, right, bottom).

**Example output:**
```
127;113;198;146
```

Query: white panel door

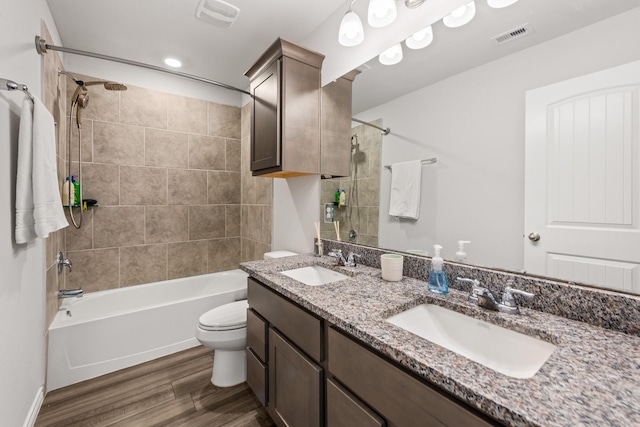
524;60;640;293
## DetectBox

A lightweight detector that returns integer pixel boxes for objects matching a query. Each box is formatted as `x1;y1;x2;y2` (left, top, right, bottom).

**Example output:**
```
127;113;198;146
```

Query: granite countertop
240;254;640;427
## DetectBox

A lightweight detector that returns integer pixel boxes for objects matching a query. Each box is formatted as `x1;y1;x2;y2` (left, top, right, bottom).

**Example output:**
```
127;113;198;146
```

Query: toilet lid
198;300;248;331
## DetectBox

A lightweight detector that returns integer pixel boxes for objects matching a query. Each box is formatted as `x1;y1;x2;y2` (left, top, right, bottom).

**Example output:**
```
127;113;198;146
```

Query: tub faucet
58;289;83;298
457;278;534;314
328;249;361;267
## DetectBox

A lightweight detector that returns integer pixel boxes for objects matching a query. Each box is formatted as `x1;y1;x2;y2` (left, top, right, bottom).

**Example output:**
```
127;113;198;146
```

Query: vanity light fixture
487;0;519;8
443;1;476;28
405;25;433;49
164;57;182;68
339;0;365;47
379;43;403;65
368;0;398;28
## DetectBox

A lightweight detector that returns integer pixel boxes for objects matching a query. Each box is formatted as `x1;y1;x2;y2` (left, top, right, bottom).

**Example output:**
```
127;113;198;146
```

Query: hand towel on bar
15;96;68;244
388;160;422;220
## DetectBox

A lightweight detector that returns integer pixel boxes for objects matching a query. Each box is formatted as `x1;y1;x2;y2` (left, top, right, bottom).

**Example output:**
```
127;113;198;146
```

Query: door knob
528;232;540;242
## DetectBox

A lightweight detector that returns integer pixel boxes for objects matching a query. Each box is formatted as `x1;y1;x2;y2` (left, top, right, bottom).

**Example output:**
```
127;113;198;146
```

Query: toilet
195;250;298;387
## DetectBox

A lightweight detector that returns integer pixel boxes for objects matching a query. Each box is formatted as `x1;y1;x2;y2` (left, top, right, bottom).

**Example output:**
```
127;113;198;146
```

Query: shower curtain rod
34;36;251;96
351;117;390;135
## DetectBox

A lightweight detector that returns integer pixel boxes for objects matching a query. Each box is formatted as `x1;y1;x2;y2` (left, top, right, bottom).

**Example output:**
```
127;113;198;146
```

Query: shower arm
35;36;251;96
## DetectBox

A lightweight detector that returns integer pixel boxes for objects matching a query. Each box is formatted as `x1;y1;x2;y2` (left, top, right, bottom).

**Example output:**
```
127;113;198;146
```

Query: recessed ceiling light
443;1;476;28
164;58;182;68
487;0;519;8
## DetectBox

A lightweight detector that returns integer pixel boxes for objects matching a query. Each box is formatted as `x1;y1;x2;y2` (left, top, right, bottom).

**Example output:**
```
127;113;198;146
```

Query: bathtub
47;269;248;391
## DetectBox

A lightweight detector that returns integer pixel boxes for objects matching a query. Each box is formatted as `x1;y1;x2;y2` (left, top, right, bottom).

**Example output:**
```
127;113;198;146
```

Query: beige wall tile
208;103;240;139
145;128;188;168
369;206;379;237
82;162;120;206
167;241;208;279
45;229;59;269
225;205;240;237
168;169;207;205
207;171;241;204
260;205;272;245
121;85;167;129
65;248;120;292
208;238;241;272
255;177;273;205
145;205;188;243
241;136;250;173
241;102;251;140
241;172;255;205
68;119;93;162
189;134;225;170
65;73;120;123
241;205;249;239
64;209;93;251
168;94;207;135
46;265;59;328
93;121;145;165
226;139;241;172
93;206;145;248
256;242;271;261
247;205;261;242
188;205;225;240
240;238;254;263
120;166;168;205
120;244;167;287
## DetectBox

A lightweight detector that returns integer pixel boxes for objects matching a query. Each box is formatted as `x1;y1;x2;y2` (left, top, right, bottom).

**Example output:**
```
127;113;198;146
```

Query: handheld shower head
84;80;127;91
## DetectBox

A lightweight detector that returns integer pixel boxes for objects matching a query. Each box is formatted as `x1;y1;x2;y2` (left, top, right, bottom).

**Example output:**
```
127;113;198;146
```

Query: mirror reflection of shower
59;71;127;228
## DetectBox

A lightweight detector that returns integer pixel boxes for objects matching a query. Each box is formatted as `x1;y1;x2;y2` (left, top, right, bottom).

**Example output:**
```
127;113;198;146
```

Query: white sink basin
387;304;556;379
281;266;349;286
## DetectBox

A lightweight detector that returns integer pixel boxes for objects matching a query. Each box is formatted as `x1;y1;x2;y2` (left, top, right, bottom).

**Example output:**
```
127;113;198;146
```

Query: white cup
381;254;404;281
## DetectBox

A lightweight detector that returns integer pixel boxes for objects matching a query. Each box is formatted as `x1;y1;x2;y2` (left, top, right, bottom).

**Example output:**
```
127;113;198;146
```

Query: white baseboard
23;386;44;427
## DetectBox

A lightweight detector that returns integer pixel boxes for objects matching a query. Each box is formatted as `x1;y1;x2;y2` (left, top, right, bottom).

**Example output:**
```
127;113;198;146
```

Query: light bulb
368;0;397;28
164;58;182;68
339;10;365;46
443;1;476;28
487;0;519;8
379;44;403;65
405;25;433;50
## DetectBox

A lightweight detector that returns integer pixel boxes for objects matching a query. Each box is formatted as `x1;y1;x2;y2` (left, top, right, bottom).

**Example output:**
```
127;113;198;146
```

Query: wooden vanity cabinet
247;278;324;427
244;38;324;178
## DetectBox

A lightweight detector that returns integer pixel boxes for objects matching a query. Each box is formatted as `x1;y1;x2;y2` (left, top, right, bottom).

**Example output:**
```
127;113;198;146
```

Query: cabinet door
269;328;322;427
252;60;280;172
327;378;385;427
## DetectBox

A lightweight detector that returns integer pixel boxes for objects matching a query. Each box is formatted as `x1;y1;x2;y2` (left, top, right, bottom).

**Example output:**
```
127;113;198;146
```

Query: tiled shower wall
320;120;381;246
41;23;67;328
61;73;246;294
240;103;273;261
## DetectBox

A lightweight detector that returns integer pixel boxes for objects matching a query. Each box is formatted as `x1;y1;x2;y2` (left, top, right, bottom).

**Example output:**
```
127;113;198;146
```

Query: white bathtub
47;269;248;391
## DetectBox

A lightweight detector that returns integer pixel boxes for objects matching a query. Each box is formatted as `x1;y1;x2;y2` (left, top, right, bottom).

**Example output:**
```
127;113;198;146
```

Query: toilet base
211;349;247;387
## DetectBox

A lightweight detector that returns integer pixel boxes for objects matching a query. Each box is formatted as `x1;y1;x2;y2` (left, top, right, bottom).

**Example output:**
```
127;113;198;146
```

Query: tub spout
58;289;83;298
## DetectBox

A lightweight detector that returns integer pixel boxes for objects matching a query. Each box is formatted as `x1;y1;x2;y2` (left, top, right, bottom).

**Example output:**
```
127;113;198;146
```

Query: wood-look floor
35;346;276;427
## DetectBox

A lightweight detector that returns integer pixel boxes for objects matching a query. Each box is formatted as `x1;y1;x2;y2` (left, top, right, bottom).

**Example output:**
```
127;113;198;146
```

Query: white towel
15;96;68;244
388;160;422;220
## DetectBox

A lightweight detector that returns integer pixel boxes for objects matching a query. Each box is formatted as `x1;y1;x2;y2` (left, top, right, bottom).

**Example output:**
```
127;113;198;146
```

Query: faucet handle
456;277;480;291
501;286;534;308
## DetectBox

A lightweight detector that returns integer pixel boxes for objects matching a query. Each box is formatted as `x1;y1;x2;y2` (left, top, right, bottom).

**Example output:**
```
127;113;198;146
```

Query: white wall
272;176;320;254
0;2;62;425
355;8;640;271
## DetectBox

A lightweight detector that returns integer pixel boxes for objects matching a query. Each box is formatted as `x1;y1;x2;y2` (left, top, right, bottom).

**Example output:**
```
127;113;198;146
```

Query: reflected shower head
84;80;127;91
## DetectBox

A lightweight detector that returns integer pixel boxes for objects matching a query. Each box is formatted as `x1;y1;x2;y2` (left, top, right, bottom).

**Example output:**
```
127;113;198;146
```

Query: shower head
83;80;127;91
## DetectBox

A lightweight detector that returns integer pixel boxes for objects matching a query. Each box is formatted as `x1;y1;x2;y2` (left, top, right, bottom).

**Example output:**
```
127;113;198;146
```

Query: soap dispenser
428;245;448;294
454;240;471;263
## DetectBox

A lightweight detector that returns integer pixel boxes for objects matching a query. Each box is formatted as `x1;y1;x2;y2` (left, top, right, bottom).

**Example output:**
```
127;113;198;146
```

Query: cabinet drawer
247;308;267;362
248;278;322;362
328;328;497;427
246;347;268;406
327;378;385;427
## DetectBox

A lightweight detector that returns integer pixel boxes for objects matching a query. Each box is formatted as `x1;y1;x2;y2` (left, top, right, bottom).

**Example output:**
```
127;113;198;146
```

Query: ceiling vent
491;23;534;45
196;0;240;28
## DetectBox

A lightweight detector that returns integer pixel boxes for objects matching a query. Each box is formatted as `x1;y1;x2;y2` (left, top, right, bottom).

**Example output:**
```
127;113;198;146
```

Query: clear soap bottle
428;244;449;294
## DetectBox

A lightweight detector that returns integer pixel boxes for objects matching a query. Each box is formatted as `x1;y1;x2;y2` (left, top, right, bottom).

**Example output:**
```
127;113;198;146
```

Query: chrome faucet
457;278;534;314
58;289;83;298
328;249;361;267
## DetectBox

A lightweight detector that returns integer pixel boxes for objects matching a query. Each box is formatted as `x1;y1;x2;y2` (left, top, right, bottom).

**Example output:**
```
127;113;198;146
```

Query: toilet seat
198;300;248;332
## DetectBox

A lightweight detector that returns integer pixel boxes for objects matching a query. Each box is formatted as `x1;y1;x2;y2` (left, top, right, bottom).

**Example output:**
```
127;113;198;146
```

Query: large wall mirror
320;1;640;295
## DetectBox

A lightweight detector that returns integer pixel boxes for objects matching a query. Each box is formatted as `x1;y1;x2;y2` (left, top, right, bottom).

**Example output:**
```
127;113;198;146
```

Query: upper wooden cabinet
321;69;360;178
245;38;325;178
